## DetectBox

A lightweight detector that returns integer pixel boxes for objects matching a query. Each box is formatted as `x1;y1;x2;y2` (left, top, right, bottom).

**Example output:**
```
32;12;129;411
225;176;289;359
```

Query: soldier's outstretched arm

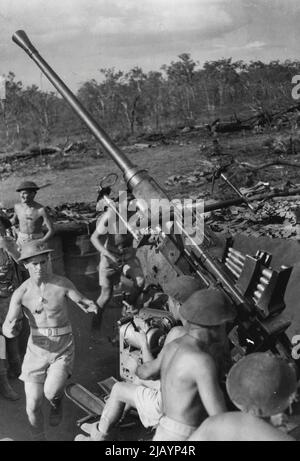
2;287;24;338
65;278;98;314
195;353;227;416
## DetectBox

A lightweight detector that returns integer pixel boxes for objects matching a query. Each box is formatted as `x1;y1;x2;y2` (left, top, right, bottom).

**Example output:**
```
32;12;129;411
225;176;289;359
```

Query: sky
0;0;300;93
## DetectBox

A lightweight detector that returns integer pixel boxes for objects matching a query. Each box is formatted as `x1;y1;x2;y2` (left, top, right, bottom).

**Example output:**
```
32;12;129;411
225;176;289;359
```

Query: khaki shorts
134;386;162;428
99;250;144;287
19;332;75;384
153;416;197;441
16;232;44;249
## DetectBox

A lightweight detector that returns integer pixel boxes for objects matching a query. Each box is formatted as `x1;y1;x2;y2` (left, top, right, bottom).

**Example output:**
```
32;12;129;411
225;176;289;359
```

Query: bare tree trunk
120;101;132;133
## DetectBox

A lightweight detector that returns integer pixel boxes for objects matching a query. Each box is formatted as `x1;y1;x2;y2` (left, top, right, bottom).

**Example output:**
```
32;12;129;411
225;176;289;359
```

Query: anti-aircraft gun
12;31;299;422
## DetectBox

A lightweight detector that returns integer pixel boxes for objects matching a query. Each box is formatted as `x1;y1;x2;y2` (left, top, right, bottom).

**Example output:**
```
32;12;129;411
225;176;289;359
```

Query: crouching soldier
137;288;236;441
74;275;202;441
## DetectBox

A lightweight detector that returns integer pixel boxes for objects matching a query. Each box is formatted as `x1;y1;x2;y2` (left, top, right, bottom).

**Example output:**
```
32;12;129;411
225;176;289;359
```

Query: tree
162;53;198;124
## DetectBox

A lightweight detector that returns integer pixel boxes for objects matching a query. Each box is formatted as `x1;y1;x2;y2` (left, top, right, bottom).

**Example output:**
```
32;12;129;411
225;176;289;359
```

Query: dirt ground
1;129;299;208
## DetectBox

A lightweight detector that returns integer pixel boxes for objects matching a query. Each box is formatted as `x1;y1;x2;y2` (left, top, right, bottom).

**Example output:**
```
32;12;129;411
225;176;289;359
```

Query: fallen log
0;146;62;163
204;187;300;212
240;159;300;170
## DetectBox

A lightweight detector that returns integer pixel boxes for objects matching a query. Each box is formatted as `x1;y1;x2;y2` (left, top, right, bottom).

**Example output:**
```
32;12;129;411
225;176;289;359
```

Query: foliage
1;56;300;149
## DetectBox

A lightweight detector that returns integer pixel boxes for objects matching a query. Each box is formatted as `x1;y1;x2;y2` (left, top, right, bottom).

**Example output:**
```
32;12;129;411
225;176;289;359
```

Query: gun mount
12;30;297;365
119;307;177;383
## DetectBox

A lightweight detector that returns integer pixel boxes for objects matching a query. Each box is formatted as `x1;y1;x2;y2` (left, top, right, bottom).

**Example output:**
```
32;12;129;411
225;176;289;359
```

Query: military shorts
134;385;162;428
16;232;44;249
153;416;197;441
19;332;75;384
99;249;144;287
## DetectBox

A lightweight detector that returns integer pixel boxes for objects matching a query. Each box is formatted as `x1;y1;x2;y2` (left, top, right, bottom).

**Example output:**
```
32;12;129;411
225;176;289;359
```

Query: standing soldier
3;240;98;441
11;181;54;248
90;192;144;331
0;213;21;400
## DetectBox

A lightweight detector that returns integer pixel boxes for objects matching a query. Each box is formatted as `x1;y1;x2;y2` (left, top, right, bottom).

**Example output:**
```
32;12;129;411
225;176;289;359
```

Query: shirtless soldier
136;288;236;441
188;352;297;441
90;192;144;330
74;275;203;441
2;240;98;441
11;181;54;248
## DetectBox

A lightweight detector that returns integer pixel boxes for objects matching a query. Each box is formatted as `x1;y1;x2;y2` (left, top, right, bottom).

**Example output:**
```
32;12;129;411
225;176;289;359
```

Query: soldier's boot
49;396;64;427
78;421;109;441
0;366;20;401
74;434;93;441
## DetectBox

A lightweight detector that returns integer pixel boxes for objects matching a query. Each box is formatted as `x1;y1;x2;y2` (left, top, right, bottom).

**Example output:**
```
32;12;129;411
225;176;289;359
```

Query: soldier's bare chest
23;284;65;315
18;205;42;223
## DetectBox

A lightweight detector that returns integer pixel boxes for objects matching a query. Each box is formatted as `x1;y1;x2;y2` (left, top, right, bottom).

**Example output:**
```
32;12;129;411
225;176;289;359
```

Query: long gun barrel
13;30;295;360
11;30;242;299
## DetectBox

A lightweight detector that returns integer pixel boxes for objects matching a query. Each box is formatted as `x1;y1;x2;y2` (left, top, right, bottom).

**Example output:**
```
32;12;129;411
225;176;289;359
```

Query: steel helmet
16;181;39;192
226;352;297;417
179;288;236;326
164;275;205;304
18;240;53;262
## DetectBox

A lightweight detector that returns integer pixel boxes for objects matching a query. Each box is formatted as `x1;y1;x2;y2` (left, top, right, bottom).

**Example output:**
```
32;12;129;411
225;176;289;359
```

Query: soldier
11;181;54;248
188;352;297;441
74;275;202;441
136;288;236;441
164;275;206;321
0;214;21;400
165;278;232;382
2;240;98;441
90;192;144;331
75;326;186;441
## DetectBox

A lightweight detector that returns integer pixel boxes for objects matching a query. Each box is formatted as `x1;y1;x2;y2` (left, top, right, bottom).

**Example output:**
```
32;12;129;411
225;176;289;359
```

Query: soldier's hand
2;318;22;338
105;251;120;266
85;301;98;314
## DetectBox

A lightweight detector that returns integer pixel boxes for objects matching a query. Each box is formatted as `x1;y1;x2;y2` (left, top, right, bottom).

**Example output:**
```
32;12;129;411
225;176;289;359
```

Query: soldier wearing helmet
74;275;201;441
164;275;205;321
2;240;98;441
11;180;54;248
188;352;297;441
134;287;236;441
